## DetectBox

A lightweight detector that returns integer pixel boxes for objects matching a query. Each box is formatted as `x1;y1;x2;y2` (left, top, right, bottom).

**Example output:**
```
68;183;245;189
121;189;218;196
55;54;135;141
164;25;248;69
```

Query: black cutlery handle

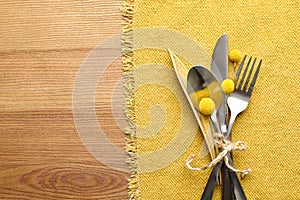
222;162;233;200
227;157;247;200
200;161;223;200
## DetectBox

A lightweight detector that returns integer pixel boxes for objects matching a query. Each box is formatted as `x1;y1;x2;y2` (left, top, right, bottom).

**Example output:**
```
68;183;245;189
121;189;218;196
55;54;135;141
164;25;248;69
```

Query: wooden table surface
0;1;129;199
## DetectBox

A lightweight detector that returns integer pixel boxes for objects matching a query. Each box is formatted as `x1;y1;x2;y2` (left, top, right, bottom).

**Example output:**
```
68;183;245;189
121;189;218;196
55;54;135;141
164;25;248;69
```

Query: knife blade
211;34;228;134
168;49;216;160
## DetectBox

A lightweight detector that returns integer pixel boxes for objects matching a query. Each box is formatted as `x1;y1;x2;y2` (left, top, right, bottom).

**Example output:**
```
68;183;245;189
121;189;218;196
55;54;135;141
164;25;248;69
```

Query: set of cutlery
169;34;262;200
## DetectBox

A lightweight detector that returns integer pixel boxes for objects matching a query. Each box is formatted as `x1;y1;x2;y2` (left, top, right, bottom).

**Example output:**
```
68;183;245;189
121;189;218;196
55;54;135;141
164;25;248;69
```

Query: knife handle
222;162;233;200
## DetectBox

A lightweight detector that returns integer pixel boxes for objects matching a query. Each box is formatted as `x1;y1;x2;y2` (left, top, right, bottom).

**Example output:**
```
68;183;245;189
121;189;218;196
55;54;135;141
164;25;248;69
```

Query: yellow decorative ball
229;49;242;62
221;79;235;94
199;98;215;116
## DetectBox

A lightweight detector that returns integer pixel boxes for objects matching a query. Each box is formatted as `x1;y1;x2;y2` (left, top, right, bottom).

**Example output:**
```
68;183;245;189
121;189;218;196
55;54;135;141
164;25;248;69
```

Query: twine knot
186;134;251;179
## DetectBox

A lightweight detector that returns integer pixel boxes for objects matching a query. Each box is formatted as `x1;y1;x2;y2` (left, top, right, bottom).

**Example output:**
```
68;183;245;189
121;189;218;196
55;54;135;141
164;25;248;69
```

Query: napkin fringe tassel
122;0;140;199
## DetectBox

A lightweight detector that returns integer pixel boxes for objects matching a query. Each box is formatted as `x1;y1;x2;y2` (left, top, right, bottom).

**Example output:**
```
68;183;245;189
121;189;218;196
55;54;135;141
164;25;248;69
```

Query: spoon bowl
187;65;223;133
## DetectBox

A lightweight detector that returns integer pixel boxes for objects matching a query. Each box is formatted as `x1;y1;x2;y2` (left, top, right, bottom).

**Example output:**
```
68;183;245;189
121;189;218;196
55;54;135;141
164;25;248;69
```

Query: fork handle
225;112;238;139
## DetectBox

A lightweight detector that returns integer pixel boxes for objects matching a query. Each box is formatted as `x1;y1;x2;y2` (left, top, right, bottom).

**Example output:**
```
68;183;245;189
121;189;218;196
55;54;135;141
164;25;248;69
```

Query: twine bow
186;134;251;179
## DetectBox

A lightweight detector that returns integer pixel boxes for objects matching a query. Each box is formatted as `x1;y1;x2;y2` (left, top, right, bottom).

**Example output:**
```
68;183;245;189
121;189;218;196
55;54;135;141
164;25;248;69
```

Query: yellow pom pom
199;98;215;116
229;49;242;62
221;79;235;94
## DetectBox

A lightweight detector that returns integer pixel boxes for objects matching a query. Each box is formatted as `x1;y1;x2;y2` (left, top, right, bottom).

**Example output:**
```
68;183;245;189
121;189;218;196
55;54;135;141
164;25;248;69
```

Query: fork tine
237;56;252;90
248;59;262;94
243;58;256;91
235;55;247;86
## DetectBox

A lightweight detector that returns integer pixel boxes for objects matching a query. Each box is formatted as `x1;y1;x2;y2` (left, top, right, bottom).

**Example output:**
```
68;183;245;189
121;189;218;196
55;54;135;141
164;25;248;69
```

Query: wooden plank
0;1;128;199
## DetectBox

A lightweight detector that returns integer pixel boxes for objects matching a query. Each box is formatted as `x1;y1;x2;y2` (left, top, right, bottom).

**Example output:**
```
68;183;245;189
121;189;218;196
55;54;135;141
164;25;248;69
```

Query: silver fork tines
249;59;262;93
225;56;262;139
242;57;256;91
236;56;262;93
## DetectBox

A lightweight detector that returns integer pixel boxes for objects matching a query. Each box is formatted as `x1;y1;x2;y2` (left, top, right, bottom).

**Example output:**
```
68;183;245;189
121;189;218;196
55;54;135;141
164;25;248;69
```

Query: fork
224;56;262;139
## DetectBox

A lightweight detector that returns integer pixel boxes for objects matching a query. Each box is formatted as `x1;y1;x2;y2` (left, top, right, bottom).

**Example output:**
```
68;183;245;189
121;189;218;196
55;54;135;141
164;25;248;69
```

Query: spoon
187;65;223;134
188;66;247;199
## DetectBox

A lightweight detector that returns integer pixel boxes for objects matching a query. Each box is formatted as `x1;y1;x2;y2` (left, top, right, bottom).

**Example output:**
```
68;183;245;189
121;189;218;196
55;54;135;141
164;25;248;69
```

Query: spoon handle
200;160;223;200
225;112;238;139
210;111;221;134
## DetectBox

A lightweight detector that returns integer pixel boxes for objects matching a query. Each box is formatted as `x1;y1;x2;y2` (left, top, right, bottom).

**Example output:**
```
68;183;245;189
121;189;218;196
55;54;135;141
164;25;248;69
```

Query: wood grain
0;1;129;199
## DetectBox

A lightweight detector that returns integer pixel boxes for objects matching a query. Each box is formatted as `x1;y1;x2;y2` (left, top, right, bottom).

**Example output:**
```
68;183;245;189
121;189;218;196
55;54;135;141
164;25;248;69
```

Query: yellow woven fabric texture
128;0;300;199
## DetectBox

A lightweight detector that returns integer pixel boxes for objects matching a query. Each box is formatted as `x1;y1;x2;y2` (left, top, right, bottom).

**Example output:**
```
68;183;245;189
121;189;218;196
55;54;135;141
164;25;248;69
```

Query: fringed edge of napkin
122;1;139;199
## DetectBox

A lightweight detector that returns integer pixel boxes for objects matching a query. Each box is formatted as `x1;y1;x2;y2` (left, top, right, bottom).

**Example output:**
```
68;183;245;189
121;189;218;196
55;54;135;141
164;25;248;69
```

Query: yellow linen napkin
123;0;300;199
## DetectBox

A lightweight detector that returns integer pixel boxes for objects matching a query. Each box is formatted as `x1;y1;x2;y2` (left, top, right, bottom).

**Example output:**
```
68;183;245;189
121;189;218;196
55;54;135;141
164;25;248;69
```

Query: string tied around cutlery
186;134;251;179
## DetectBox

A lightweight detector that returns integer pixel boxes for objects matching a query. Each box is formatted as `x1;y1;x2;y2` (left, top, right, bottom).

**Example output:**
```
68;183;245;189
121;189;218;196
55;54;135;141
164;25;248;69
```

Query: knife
168;49;216;160
211;34;228;135
211;34;228;191
211;35;247;199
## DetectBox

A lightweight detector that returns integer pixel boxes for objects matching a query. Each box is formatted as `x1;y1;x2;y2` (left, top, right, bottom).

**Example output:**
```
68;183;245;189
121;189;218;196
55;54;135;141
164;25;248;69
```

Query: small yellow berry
199;98;215;116
229;49;242;62
221;79;235;94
